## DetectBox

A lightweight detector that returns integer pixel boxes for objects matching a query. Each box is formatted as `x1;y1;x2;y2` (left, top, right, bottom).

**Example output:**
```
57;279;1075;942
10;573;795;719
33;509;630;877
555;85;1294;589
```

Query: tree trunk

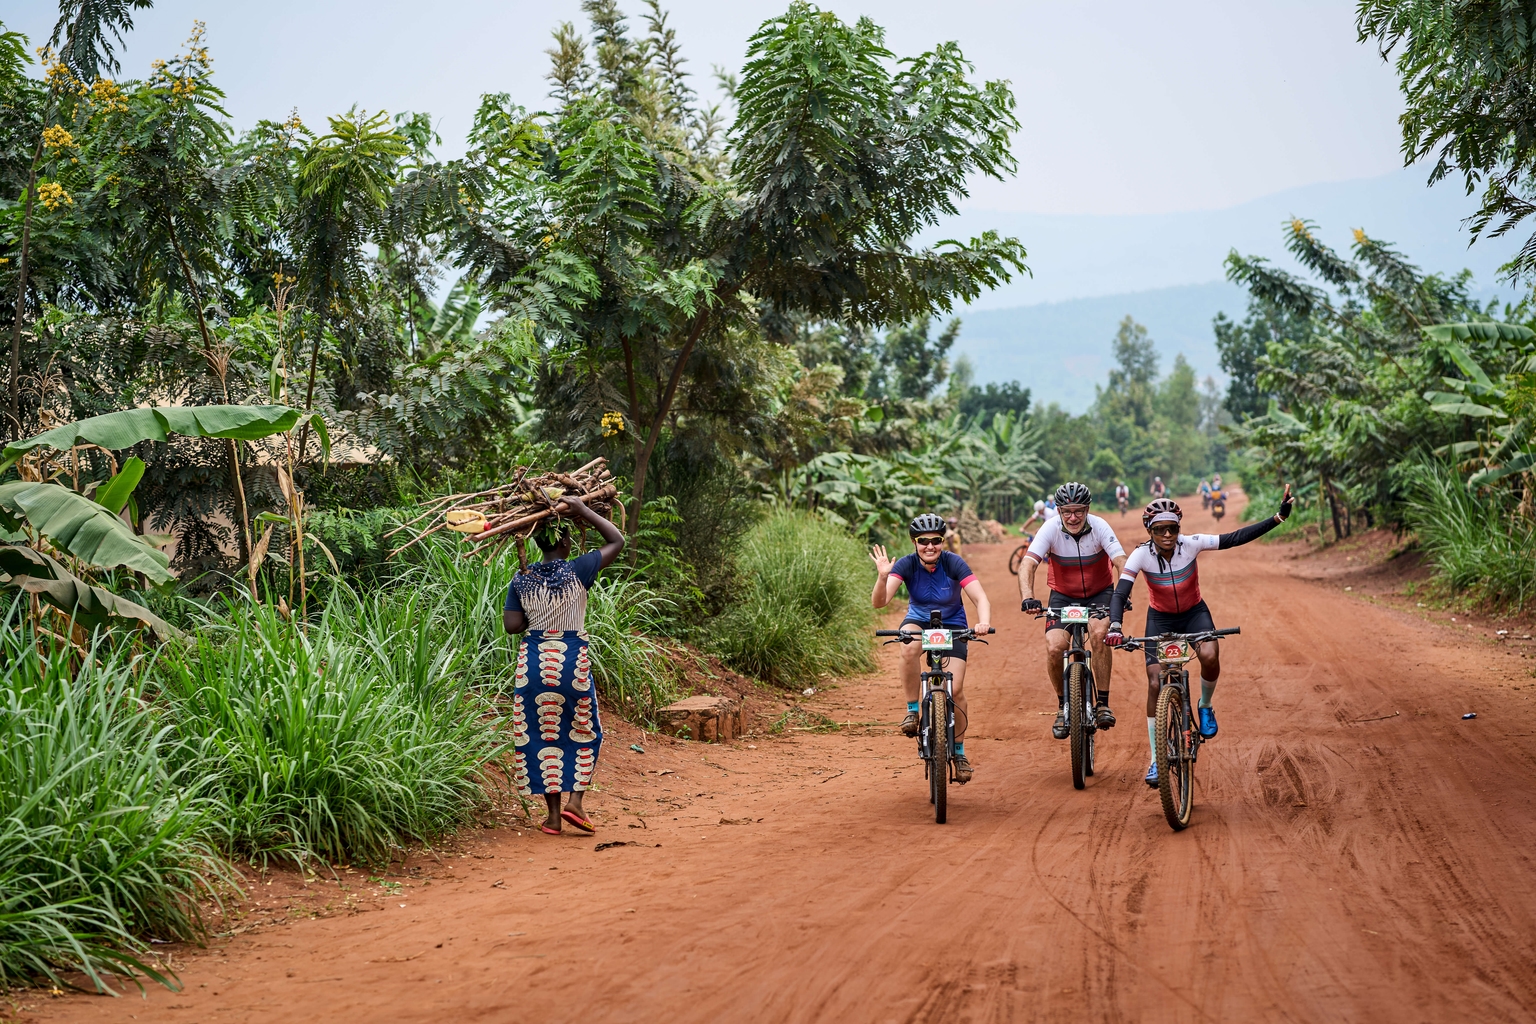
1323;476;1344;544
8;135;45;441
168;219;252;566
628;312;709;538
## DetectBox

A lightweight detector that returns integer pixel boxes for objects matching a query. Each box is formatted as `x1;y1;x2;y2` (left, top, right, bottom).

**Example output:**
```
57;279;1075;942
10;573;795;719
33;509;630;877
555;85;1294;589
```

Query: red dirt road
36;495;1536;1023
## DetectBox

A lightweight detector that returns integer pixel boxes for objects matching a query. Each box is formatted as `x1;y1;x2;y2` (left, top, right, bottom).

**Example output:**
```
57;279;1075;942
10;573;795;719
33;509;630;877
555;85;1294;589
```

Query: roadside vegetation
1;0;1525;994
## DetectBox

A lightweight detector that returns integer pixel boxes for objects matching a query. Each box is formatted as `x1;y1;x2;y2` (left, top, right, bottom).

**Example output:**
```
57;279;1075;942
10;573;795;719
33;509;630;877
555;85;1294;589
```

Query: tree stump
658;695;744;742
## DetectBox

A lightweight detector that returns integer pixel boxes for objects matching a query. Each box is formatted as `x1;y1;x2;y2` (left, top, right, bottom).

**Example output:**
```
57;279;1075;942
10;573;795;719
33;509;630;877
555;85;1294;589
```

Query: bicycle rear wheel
1155;678;1194;830
1068;661;1088;790
929;689;948;824
1008;544;1027;575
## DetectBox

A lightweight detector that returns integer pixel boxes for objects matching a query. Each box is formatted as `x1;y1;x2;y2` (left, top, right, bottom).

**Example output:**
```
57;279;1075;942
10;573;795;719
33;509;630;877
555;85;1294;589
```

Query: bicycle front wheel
1068;661;1088;790
929;689;949;824
1155;679;1194;830
1008;544;1027;575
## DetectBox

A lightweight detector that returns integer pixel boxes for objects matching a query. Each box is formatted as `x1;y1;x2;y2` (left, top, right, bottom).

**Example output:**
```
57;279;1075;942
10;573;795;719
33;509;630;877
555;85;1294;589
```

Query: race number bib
1059;606;1090;624
921;629;954;651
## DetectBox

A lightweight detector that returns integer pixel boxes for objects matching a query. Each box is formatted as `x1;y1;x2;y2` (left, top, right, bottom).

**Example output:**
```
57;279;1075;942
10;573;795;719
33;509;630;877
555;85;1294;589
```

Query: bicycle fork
920;666;956;778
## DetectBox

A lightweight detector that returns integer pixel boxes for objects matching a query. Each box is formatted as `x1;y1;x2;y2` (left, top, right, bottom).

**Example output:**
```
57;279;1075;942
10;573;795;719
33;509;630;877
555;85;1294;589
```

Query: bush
584;575;683;722
710;511;876;686
1401;458;1536;609
0;609;226;991
159;594;511;866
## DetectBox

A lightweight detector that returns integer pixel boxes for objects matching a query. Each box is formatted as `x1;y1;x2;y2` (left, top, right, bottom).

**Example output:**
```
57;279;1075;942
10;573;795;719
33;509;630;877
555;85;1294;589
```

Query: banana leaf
0;404;330;471
94;456;145;516
0;482;174;583
0;544;178;637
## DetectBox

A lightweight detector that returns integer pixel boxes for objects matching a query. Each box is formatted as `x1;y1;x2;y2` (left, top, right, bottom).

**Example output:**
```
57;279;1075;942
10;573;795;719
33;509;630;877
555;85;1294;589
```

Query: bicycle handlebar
1120;626;1240;651
875;628;992;642
1033;604;1113;621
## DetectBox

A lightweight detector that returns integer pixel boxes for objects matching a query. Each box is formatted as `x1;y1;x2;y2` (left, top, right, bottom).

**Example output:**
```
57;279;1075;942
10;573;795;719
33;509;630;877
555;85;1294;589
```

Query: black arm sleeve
1108;576;1134;626
1217;514;1280;550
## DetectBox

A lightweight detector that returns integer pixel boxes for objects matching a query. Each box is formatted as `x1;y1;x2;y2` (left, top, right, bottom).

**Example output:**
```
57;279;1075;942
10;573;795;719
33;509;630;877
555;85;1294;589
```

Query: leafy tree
1359;1;1536;278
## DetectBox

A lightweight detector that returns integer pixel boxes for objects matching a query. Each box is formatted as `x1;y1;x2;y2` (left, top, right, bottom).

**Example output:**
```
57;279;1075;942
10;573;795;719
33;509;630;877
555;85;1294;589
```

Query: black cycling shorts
1045;588;1115;632
900;620;967;661
1141;600;1216;665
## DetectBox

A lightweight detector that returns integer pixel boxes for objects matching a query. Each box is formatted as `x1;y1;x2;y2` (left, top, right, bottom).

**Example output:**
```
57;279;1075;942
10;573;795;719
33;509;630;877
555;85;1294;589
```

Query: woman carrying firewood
502;495;625;835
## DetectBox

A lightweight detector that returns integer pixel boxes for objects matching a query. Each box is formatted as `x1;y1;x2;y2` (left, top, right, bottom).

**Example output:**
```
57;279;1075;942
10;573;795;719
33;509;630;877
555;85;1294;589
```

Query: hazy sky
10;0;1409;216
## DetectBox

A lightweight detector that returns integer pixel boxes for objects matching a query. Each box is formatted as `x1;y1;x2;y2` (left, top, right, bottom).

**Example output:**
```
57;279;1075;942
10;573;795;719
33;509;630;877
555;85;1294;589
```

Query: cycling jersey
1110;516;1281;620
1024;514;1125;598
890;551;975;629
1115;486;1129;503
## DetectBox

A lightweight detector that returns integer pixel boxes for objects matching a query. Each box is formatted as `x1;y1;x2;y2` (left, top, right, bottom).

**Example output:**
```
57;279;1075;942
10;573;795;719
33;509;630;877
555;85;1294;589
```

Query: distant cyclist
1150;476;1167;499
870;514;994;784
1106;486;1293;787
1019;483;1126;736
1115;480;1131;517
1198;479;1212;509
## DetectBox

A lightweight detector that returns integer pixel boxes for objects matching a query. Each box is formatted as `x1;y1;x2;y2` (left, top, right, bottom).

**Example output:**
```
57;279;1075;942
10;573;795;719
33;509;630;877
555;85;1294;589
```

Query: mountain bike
1007;533;1034;575
1032;604;1111;789
1121;627;1240;830
876;612;989;823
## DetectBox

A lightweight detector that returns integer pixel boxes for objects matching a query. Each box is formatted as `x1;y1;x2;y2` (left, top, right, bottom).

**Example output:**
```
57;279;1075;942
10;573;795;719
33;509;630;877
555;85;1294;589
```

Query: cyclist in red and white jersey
1019;482;1126;737
1105;485;1293;786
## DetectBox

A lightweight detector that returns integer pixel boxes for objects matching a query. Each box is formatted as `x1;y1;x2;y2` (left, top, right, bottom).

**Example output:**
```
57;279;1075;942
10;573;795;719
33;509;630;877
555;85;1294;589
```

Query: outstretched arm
1217;483;1293;550
962;578;992;635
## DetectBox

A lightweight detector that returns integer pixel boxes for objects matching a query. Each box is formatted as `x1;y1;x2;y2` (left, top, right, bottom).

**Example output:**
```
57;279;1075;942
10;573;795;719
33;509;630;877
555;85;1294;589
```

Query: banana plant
1422;323;1536;487
1;404;328;637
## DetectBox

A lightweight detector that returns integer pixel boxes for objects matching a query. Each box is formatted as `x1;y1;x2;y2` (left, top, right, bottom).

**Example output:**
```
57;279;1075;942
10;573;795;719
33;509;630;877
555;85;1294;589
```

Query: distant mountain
937;168;1524;411
951;282;1247;412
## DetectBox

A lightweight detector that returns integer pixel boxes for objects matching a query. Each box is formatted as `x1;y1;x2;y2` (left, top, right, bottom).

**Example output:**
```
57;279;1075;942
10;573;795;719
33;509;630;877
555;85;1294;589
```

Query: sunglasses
914;536;945;547
1059;504;1089;514
1149;524;1180;535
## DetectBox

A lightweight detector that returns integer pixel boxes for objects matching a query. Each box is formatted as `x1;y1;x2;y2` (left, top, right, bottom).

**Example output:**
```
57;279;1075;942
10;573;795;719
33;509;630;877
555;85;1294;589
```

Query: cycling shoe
1051;710;1069;740
954;755;973;784
1197;706;1218;738
900;711;920;737
1095;705;1116;730
1144;760;1159;788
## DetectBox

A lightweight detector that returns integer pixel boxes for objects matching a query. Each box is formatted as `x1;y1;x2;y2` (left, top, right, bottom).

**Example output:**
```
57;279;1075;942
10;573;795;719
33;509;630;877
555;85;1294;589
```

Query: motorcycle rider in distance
1019;483;1127;737
870;513;994;784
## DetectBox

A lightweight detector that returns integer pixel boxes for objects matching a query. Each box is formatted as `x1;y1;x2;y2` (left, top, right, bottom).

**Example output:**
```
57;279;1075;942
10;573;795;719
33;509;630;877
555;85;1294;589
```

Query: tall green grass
159;593;511;867
0;607;227;991
1401;458;1536;609
710;512;876;686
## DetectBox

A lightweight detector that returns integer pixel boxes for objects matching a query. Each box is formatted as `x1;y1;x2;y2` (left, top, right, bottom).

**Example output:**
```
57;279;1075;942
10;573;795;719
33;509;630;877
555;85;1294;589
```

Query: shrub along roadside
158;593;512;868
710;512;877;686
0;608;228;992
1400;458;1536;610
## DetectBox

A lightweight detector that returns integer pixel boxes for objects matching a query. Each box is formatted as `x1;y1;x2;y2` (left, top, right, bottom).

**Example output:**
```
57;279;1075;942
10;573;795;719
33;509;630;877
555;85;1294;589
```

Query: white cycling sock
1199;676;1217;708
1146;717;1157;761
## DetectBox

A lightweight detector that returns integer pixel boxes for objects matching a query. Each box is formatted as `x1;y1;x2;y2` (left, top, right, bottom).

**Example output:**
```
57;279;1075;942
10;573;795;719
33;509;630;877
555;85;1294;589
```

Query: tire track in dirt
36;493;1536;1024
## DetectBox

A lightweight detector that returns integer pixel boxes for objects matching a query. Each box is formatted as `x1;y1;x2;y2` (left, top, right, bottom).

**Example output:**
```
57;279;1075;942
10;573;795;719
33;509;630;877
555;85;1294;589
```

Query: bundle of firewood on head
386;457;621;567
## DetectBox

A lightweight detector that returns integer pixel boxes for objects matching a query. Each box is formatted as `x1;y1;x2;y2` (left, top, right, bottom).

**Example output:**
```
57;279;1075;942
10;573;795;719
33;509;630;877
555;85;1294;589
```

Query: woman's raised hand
870;544;894;576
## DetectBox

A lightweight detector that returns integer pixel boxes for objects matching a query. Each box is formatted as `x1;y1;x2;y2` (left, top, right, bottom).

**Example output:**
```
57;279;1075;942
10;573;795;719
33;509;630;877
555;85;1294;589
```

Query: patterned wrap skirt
510;629;602;796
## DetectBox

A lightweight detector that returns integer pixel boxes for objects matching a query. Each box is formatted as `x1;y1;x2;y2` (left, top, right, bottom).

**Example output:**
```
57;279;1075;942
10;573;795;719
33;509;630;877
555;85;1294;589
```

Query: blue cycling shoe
1144;760;1159;788
1198;706;1218;738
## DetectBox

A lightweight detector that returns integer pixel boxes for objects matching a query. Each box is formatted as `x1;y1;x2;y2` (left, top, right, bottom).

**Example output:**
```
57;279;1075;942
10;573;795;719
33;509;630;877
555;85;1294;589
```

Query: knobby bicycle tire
930;689;949;824
1155;678;1194;830
1008;545;1027;575
1068;661;1088;790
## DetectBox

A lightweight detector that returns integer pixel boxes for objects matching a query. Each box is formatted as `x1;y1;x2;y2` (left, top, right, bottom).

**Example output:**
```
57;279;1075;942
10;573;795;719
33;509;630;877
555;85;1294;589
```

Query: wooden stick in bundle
465;483;619;553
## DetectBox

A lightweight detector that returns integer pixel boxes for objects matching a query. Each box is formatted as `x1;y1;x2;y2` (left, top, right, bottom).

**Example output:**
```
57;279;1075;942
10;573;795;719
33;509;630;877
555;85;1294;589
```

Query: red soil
25;492;1536;1023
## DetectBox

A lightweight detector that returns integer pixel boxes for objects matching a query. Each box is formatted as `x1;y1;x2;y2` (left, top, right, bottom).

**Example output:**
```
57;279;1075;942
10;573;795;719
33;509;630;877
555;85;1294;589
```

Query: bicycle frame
1040;604;1110;788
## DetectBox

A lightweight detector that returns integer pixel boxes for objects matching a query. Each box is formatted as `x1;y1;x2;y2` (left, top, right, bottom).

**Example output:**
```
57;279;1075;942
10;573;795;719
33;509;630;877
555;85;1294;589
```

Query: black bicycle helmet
1054;481;1092;507
909;513;946;538
1142;498;1183;529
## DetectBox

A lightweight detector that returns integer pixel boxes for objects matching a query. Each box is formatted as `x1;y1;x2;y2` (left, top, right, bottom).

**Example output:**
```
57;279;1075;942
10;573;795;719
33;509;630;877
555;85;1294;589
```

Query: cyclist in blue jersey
871;513;994;784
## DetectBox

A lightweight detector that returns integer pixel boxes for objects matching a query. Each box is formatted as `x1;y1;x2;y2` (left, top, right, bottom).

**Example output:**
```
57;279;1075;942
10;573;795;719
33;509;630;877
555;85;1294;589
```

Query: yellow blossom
37;182;73;212
42;125;74;150
1352;228;1368;245
600;411;626;437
